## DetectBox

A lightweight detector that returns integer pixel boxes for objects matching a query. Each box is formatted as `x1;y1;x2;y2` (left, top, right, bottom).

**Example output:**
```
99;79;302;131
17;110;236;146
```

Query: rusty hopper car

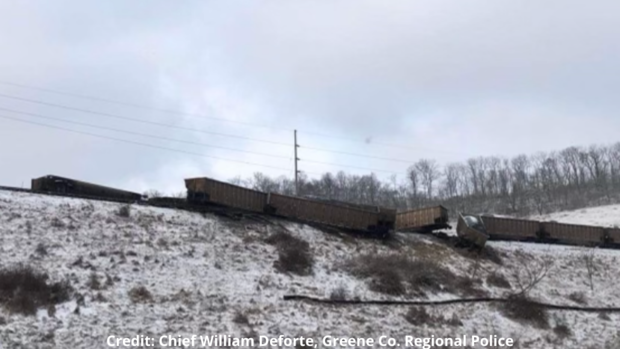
605;227;620;247
480;215;620;248
395;205;450;232
456;213;489;248
267;193;387;234
185;177;268;213
480;215;540;241
303;196;396;229
31;175;142;201
540;221;606;246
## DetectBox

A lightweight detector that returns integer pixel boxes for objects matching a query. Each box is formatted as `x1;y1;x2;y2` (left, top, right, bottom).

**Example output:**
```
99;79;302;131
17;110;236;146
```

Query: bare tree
509;250;554;296
486;157;502;196
443;163;461;198
606;144;620;194
415;159;440;199
234;140;620;217
467;158;482;196
144;189;164;198
229;176;244;186
508;155;530;215
582;249;598;292
407;165;420;208
560;147;582;189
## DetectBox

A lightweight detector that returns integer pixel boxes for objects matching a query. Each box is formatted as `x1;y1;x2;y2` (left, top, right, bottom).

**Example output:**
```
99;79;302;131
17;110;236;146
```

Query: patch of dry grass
403;307;463;327
0;265;73;315
403;306;432;326
128;286;153;303
345;253;485;297
233;310;250;326
117;204;131;218
87;272;102;290
329;286;348;301
500;295;549;329
568;291;587;304
486;272;511;289
553;323;572;339
266;230;314;276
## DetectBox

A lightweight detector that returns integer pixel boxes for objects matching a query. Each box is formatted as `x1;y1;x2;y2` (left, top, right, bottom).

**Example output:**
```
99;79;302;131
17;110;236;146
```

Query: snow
1;189;620;348
531;204;620;228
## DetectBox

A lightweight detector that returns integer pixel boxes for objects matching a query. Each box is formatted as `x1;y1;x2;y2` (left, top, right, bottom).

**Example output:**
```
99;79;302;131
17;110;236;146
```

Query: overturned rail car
456;213;489;248
395;205;450;232
31;175;143;202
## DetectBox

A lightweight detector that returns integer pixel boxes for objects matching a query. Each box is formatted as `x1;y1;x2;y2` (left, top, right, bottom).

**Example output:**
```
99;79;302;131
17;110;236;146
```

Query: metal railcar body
540;221;606;247
395;205;450;232
303;195;397;229
267;193;388;235
31;175;142;201
456;213;489;248
605;227;620;247
480;215;620;248
480;215;540;241
185;177;268;213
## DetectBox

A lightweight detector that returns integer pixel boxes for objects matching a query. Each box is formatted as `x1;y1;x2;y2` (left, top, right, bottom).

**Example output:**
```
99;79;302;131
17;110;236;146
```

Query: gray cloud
1;0;620;193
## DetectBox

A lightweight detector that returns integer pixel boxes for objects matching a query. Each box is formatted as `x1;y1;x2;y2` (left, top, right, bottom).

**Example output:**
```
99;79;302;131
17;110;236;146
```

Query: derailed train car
461;215;620;249
481;215;542;242
395;205;450;232
456;213;489;248
185;177;268;213
302;195;397;230
540;222;607;246
268;193;390;236
184;177;393;236
31;175;143;201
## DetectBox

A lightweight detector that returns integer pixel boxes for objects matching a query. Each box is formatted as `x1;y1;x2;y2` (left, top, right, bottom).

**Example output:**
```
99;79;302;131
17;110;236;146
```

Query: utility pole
294;129;299;196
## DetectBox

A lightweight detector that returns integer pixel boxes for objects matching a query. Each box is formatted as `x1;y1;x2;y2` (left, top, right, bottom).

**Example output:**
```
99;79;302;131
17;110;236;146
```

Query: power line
300;130;466;155
0;114;304;173
0;80;293;132
0;93;292;147
0;106;292;160
0;80;466;155
300;158;403;175
0;92;457;165
301;145;416;164
0;113;406;177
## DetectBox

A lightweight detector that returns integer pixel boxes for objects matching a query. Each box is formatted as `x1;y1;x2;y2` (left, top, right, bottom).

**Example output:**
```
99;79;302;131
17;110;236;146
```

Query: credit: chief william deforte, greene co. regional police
107;334;515;347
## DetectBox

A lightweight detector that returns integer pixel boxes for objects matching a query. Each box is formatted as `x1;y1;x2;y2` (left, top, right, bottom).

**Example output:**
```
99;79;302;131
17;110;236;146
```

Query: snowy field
1;189;620;348
531;204;620;227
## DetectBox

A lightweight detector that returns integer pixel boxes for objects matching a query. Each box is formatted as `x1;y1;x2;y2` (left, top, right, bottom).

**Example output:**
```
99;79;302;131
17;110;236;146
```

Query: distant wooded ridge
225;142;620;218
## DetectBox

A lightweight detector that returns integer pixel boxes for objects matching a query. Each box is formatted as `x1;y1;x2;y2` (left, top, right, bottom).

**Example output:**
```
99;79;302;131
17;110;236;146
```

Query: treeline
230;142;620;218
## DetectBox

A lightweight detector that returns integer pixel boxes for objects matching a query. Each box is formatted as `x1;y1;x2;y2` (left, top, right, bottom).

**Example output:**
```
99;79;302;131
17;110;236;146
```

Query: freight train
185;177;449;237
456;213;620;249
23;174;620;250
26;174;449;237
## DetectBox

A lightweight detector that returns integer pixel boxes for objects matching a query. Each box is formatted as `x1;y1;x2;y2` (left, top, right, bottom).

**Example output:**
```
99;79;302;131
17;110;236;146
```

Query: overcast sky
1;0;620;194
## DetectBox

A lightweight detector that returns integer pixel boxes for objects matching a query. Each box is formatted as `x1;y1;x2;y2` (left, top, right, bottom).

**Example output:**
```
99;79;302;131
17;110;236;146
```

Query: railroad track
0;185;32;193
2;185;619;250
0;185;268;223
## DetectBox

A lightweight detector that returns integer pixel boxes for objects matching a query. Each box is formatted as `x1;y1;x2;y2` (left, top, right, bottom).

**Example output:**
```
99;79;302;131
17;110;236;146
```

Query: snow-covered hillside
1;190;620;349
531;204;620;228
